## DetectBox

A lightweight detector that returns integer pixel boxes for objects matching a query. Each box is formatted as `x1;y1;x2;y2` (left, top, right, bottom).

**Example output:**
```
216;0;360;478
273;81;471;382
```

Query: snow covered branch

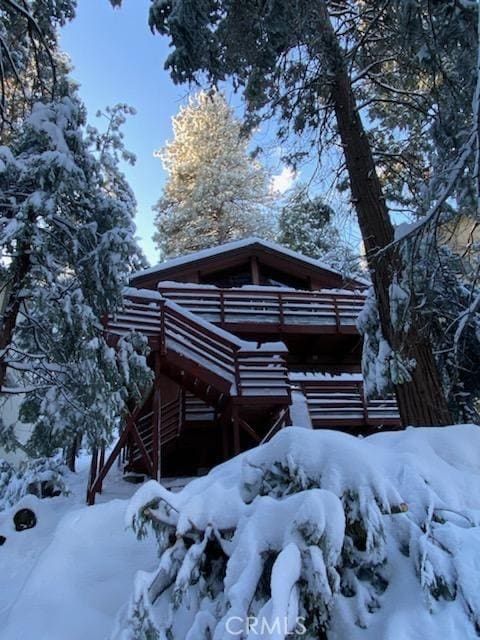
110;426;480;640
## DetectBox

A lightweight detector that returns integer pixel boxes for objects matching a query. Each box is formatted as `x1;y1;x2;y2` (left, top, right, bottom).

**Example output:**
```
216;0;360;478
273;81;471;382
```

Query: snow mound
0;467;157;640
115;424;480;640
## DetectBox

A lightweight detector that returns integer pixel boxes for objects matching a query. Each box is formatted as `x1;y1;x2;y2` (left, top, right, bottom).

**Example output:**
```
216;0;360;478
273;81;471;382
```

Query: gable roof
131;237;368;289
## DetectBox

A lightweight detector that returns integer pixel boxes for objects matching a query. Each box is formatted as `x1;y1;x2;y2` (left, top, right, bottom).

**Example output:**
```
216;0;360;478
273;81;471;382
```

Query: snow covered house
87;238;400;503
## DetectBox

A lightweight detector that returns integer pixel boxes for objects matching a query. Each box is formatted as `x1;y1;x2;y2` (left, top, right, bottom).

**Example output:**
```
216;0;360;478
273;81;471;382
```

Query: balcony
157;282;365;335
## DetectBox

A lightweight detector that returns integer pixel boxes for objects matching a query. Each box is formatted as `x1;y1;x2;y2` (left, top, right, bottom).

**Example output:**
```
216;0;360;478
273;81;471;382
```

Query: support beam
152;352;162;482
86;404;143;505
233;406;241;455
129;419;154;477
87;428;130;505
250;255;260;285
238;418;262;443
97;446;106;494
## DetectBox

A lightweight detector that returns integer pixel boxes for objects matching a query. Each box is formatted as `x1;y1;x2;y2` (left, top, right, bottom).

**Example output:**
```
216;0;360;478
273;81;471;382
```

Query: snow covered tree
349;1;478;224
114;425;480;639
413;248;480;424
347;2;480;422
277;184;364;279
0;0;76;137
277;185;338;258
144;0;480;426
153;90;274;258
0;98;153;458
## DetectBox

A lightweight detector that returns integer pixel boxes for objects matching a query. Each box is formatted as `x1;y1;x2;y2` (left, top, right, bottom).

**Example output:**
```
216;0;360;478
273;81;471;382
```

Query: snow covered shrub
358;240;480;422
113;425;480;639
356;288;395;399
0;454;68;511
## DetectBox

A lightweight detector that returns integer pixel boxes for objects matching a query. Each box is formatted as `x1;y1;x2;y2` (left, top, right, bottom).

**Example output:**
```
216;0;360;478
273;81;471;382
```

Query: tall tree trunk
318;2;451;426
0;249;30;390
65;433;81;472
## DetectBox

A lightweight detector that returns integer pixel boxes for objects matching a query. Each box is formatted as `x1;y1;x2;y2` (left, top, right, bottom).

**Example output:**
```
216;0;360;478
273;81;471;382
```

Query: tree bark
65;433;81;472
318;2;451;426
0;248;31;390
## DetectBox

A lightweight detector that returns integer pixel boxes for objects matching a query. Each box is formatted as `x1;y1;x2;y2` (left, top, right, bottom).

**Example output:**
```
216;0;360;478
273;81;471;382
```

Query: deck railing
157;284;365;333
295;379;401;429
108;291;290;401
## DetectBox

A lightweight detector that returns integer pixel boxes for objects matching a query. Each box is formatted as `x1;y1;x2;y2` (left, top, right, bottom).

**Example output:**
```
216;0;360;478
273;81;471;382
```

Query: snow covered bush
113;424;480;639
357;286;417;401
0;98;153;455
0;454;68;511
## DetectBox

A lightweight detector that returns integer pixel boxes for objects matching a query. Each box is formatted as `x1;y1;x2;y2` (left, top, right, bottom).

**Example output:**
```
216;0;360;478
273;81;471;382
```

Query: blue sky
60;1;297;266
61;0;197;265
60;1;364;266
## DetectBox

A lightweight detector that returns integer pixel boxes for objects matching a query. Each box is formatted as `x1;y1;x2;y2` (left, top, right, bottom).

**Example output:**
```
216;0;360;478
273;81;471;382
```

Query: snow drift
114;424;480;640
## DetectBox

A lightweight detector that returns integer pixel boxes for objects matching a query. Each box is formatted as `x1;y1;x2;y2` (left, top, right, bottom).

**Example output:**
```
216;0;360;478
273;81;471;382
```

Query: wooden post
234;352;242;397
222;418;229;460
178;388;185;436
333;295;341;333
278;291;284;328
219;289;225;326
97;445;106;494
250;255;260;285
233;405;241;455
159;300;166;356
151;351;162;482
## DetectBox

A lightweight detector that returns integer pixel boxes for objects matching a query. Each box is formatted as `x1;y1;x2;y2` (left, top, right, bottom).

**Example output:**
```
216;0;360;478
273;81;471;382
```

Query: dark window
260;265;308;289
200;264;252;288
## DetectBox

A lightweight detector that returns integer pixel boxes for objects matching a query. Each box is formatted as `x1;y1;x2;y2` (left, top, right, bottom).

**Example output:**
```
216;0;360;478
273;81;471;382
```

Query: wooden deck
157;283;365;334
107;289;291;403
86;285;400;505
295;378;401;431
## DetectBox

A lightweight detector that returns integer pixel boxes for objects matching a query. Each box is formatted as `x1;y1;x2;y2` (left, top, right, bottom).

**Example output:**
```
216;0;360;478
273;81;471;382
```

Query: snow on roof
289;372;363;382
123;286;163;301
156;281;365;296
132;237;366;283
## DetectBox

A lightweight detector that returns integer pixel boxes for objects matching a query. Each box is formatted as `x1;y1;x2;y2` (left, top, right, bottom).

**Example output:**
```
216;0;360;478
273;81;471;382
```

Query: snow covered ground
2;425;480;640
0;457;159;640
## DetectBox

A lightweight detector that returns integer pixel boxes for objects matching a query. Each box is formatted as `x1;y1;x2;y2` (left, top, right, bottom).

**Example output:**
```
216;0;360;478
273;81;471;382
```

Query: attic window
260;265;308;290
200;264;252;288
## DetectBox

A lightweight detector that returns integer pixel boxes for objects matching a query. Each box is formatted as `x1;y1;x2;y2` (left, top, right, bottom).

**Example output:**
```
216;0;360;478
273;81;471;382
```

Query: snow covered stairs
294;377;401;431
107;288;291;405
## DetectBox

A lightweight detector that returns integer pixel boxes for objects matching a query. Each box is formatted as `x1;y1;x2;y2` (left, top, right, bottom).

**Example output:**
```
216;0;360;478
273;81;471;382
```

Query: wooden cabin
87;238;401;503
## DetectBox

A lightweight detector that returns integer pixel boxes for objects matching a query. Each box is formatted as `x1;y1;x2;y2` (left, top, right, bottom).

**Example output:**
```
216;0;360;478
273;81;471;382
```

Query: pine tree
144;0;480;426
153;90;273;258
0;97;153;457
0;0;76;137
277;185;338;258
348;1;478;223
276;184;364;278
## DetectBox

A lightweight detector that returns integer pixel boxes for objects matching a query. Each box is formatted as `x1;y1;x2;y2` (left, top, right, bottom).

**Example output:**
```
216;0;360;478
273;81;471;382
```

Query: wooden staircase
293;377;401;432
107;288;291;404
86;289;291;503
